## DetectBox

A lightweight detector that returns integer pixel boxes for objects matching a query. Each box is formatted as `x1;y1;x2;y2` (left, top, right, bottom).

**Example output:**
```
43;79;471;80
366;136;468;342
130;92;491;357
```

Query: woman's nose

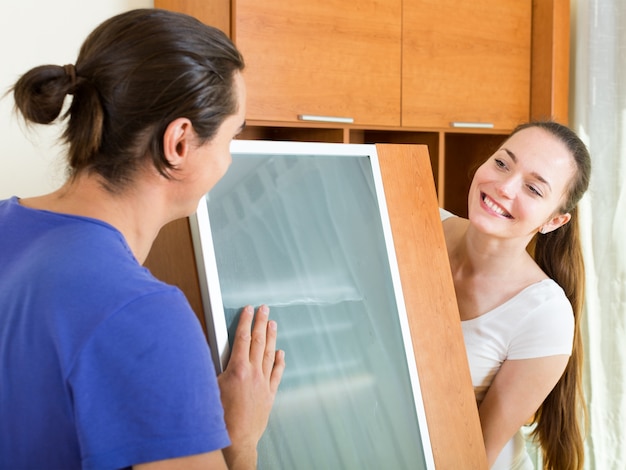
495;178;516;199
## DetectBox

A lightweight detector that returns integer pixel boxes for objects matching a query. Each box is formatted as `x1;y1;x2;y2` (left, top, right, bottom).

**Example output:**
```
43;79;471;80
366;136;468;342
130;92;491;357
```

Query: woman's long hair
517;121;591;470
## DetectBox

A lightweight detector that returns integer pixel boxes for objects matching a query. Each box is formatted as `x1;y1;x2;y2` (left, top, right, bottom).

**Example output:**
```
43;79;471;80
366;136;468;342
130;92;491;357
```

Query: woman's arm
478;355;569;467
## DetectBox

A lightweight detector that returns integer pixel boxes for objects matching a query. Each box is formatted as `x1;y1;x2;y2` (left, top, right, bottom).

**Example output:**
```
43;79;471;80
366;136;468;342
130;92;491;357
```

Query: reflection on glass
201;148;430;469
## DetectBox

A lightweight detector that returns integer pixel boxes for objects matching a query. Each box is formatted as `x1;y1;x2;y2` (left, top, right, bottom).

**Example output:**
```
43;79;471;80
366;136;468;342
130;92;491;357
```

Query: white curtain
572;0;626;468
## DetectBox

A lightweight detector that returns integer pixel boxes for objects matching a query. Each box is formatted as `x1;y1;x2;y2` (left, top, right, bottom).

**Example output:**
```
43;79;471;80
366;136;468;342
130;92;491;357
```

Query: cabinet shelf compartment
442;132;508;217
240;123;345;144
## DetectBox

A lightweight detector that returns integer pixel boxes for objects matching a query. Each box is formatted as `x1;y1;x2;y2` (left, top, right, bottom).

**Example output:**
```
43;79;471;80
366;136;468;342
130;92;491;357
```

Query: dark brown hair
11;8;244;191
513;121;591;470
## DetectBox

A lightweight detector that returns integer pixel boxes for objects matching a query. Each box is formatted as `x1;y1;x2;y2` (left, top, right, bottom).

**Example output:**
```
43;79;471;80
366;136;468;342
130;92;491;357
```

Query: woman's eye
528;185;543;197
494;158;506;169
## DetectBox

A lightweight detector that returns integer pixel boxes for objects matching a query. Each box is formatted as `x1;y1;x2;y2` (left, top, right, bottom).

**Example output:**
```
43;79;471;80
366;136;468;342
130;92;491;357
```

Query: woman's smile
481;193;513;219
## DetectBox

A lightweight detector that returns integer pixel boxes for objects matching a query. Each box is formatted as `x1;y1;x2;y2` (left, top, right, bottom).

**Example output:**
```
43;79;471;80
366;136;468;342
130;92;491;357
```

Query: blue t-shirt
0;197;230;469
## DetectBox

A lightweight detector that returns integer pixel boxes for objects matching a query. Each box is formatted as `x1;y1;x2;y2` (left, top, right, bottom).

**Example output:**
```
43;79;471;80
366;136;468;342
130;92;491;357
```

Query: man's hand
218;305;285;469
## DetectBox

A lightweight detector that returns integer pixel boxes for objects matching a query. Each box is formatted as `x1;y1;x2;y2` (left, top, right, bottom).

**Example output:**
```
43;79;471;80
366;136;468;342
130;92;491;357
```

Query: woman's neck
446;221;545;320
451;223;536;282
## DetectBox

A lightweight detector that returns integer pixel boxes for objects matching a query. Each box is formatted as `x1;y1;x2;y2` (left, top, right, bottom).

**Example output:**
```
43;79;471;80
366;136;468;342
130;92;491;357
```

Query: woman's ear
540;212;572;234
163;118;194;168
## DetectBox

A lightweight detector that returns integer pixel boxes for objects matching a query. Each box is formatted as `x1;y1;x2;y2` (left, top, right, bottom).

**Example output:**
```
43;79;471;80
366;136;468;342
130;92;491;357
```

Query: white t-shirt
440;209;574;469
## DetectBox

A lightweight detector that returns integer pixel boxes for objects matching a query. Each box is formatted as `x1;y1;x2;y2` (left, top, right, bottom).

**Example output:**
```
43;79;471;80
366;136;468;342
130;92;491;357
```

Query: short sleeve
508;282;574;360
69;288;230;470
439;208;456;222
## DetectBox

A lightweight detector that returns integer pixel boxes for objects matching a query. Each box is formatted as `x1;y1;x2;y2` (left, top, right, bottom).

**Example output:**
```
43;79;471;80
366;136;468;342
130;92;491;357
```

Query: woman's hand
218;305;285;470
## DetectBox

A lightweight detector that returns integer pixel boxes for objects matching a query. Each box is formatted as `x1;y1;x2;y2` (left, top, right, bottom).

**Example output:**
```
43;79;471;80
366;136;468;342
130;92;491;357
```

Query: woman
440;121;590;470
0;9;284;470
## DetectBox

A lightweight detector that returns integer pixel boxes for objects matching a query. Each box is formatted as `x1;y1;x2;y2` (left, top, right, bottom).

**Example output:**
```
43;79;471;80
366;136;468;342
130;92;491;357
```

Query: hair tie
63;64;77;93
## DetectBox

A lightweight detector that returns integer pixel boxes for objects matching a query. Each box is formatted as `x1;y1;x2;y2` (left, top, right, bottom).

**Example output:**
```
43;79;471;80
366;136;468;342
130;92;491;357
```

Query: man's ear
540;212;572;234
163;118;194;168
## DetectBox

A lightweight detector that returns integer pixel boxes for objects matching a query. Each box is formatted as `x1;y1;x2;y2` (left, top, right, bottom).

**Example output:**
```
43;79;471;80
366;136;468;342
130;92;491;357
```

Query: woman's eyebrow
503;148;517;162
502;147;552;192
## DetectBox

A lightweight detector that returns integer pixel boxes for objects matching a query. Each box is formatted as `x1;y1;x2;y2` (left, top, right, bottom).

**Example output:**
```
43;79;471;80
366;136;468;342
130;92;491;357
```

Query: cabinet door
233;0;402;126
402;0;531;130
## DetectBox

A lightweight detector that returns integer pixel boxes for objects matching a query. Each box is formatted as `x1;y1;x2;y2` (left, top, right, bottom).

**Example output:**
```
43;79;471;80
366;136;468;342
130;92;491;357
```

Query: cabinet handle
298;114;354;124
450;122;494;129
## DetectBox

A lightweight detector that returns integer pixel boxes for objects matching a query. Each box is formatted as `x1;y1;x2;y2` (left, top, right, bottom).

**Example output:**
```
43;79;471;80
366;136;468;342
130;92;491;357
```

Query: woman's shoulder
439;208;469;227
520;278;571;311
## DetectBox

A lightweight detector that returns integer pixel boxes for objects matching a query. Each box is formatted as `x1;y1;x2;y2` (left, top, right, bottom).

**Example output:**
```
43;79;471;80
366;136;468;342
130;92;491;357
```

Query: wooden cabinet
402;0;531;130
233;0;402;126
155;0;568;218
158;0;530;130
153;0;568;208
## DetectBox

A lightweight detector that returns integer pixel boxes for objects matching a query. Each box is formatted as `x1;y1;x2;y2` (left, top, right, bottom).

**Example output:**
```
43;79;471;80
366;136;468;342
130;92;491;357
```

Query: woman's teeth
483;195;511;218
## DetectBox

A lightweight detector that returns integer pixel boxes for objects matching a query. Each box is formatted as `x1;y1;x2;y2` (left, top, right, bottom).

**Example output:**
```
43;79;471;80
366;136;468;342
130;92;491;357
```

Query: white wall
0;0;153;199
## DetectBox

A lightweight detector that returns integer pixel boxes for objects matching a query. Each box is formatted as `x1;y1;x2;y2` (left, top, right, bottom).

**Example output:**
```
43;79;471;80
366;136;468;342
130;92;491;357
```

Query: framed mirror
190;140;435;469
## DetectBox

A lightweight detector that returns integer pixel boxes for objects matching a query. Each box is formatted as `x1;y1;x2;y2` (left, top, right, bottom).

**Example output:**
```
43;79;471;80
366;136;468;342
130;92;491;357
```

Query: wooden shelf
237;121;508;211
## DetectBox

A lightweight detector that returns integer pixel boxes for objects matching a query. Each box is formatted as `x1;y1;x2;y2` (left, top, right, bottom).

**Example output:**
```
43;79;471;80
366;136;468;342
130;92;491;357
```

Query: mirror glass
193;141;434;470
